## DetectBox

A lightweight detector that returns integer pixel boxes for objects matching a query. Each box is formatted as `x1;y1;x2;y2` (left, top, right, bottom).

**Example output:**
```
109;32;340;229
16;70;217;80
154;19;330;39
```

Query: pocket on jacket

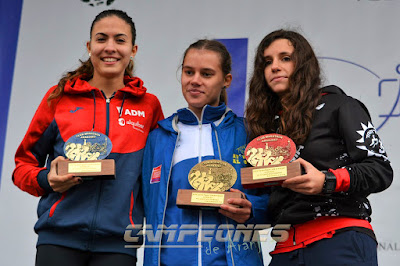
49;192;66;217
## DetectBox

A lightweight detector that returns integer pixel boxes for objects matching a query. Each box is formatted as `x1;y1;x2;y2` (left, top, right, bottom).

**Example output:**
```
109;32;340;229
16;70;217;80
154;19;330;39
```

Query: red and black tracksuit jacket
13;76;164;257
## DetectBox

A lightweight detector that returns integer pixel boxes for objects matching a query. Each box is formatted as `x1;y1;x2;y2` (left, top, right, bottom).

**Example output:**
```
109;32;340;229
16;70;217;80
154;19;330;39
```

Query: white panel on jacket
172;122;214;166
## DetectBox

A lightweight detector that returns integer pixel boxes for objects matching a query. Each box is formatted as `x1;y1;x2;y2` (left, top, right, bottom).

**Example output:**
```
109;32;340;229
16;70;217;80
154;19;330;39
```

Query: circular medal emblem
63;131;112;161
245;134;296;167
188;160;237;192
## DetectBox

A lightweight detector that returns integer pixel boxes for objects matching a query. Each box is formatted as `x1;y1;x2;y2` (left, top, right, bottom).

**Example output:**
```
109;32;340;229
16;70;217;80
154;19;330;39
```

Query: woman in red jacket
13;9;163;266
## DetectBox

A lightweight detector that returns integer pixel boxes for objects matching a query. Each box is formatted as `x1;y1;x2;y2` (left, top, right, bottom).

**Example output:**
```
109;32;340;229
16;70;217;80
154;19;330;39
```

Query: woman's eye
116;39;126;43
265;60;272;66
185;70;193;75
202;72;212;77
282;56;291;62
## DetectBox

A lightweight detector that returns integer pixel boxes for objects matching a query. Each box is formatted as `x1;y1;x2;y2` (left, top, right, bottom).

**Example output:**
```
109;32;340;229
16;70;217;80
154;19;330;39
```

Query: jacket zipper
89;93;111;249
105;98;111;136
197;108;206;265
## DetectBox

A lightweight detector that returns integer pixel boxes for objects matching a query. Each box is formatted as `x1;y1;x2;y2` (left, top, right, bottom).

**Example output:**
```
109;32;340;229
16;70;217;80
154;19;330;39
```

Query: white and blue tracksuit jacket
142;104;269;266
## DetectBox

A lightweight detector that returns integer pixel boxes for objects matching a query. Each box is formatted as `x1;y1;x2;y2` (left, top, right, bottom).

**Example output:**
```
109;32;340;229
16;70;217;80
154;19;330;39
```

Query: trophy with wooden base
241;134;300;188
176;159;244;210
57;131;116;180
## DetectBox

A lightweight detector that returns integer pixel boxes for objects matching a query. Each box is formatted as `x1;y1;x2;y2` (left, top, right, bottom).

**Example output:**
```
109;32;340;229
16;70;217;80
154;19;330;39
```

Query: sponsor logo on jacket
356;122;388;160
116;107;146;117
118;118;145;133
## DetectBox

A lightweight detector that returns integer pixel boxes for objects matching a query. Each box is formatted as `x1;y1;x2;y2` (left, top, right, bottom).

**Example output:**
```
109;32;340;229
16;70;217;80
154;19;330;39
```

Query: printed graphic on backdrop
81;0;115;6
320;57;400;131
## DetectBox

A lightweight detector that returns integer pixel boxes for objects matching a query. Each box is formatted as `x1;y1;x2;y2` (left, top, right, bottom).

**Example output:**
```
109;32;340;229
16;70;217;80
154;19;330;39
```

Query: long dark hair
48;9;136;103
245;29;321;144
181;39;232;104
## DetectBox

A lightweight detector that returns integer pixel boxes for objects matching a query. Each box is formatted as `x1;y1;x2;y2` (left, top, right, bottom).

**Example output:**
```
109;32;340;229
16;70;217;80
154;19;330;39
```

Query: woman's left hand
219;188;252;223
281;158;325;195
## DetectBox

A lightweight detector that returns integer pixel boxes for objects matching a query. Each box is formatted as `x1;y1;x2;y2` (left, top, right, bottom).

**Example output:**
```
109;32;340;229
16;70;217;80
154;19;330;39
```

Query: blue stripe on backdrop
0;0;24;185
216;38;248;117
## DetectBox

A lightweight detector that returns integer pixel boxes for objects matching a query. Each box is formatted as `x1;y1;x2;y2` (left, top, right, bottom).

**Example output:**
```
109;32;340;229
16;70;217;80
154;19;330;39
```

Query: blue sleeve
244;188;270;225
142;130;157;217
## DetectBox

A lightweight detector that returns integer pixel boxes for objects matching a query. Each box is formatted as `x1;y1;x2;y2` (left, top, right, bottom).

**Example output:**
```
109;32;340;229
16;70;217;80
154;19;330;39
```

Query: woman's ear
224;73;233;88
131;45;138;59
86;41;91;56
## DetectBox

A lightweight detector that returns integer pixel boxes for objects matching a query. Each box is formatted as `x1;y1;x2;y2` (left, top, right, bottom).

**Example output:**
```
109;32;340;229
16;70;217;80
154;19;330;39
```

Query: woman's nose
271;60;280;72
190;73;201;84
104;40;116;52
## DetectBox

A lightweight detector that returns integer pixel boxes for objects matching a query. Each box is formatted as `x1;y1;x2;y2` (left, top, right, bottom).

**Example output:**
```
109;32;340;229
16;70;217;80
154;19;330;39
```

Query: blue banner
217;38;248;117
0;0;23;184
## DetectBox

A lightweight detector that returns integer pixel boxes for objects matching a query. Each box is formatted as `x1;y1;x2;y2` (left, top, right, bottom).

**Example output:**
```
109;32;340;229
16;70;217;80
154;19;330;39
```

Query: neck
89;74;125;98
192;108;202;120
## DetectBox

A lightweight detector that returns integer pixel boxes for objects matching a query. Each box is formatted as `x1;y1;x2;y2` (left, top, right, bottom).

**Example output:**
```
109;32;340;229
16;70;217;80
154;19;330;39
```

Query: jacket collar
159;103;234;133
63;75;147;98
321;85;346;95
177;103;228;125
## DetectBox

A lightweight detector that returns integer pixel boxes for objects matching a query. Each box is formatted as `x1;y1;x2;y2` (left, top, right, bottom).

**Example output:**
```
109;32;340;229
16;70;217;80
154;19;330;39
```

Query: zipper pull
106;98;110;103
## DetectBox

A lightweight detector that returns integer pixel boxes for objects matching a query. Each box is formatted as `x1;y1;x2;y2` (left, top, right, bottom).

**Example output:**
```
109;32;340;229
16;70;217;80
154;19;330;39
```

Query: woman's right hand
47;156;82;193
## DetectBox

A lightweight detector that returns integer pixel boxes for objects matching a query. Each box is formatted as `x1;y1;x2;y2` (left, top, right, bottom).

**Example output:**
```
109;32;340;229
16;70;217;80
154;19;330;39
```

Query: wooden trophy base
241;161;301;188
57;159;115;180
176;189;244;210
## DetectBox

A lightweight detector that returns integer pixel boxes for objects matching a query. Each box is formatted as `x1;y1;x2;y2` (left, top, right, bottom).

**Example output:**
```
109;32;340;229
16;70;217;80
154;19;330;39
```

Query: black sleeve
337;97;393;196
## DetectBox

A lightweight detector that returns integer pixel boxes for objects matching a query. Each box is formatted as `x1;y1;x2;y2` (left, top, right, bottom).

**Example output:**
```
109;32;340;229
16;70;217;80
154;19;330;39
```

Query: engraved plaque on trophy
57;131;115;180
176;160;244;210
241;133;301;188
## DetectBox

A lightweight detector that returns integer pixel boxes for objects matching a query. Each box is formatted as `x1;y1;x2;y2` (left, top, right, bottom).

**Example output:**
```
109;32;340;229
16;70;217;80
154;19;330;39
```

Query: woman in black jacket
245;29;393;265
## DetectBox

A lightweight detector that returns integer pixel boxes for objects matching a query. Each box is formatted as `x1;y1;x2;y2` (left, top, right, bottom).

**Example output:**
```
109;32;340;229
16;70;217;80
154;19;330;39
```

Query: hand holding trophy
176;159;244;210
241;133;301;188
57;131;115;180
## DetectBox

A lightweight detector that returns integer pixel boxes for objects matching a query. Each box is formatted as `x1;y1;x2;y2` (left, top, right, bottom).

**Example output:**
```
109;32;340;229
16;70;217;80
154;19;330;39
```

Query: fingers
282;174;324;195
48;156;83;193
218;207;250;223
219;196;252;223
281;157;325;195
50;174;82;193
49;156;65;175
282;175;308;186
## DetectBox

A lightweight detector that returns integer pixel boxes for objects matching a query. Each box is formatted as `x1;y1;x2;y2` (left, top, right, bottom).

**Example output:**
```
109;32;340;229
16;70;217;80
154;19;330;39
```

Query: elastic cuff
329;168;350;192
37;169;53;193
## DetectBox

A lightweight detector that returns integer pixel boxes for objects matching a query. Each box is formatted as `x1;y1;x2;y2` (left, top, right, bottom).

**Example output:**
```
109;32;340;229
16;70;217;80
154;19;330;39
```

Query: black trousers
269;230;377;266
36;244;137;266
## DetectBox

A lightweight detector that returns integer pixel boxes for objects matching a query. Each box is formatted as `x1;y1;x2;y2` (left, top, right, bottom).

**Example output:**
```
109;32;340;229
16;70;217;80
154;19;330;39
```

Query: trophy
176;159;244;210
241;133;300;188
57;131;115;180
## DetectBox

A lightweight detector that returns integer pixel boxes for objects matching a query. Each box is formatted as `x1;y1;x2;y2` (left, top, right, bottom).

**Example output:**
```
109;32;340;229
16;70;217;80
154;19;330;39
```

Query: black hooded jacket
268;85;393;225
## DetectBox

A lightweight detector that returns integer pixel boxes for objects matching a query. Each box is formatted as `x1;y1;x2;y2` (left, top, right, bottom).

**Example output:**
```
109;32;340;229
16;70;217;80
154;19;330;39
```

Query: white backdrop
1;0;399;265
